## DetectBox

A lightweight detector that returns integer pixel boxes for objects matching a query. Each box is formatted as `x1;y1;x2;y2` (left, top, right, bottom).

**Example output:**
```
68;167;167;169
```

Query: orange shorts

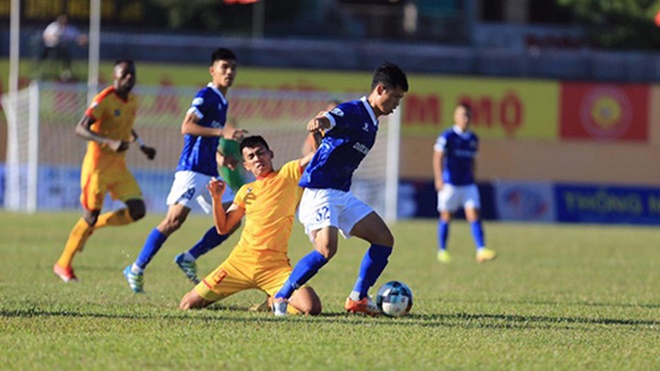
194;252;302;314
80;160;142;211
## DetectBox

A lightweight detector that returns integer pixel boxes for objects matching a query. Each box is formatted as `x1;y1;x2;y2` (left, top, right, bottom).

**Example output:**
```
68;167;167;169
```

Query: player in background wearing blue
433;103;496;264
124;48;246;293
271;62;409;316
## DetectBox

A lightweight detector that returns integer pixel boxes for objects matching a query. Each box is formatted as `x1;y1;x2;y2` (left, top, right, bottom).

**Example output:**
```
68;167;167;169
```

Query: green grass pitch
1;211;658;370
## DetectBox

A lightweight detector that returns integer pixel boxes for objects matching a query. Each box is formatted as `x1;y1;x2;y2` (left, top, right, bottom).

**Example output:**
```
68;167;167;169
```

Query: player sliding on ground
179;135;322;315
271;62;409;316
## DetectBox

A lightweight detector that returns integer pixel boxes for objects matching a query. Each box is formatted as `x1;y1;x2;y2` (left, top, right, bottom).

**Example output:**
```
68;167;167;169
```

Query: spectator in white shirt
39;15;88;81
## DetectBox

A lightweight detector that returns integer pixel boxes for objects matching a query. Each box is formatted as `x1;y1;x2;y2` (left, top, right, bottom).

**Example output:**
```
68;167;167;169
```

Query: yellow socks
57;218;94;268
95;209;133;229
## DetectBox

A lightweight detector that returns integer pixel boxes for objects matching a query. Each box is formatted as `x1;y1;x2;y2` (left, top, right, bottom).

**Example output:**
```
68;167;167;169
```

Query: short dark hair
458;102;472;115
240;135;270;153
371;62;408;92
114;59;135;67
210;48;237;65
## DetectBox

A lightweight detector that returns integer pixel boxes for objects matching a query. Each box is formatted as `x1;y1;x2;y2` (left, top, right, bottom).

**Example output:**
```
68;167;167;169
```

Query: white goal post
1;82;401;221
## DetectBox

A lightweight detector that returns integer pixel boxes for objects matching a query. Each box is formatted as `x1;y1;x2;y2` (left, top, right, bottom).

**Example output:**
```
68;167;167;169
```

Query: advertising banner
403;78;559;139
494;181;555;222
648;85;660;145
234;70;560;139
555;184;660;225
560;83;649;142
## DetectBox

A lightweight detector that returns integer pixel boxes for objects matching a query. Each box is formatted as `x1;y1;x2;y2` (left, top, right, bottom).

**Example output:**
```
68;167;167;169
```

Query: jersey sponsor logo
330;107;344;117
353;142;370;155
453;149;476;158
192;97;204;106
244;188;256;205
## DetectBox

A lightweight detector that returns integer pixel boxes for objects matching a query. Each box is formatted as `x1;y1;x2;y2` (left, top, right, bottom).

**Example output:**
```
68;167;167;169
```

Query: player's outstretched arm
75;115;128;152
131;129;156;160
181;111;247;139
298;148;316;169
207;179;245;234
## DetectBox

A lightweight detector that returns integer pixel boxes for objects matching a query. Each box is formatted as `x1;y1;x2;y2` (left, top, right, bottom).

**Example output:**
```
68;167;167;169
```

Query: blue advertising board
555;184;660;225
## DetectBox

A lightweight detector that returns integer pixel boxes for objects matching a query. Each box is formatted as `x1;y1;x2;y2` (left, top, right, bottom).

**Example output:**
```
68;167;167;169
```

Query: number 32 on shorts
315;206;330;223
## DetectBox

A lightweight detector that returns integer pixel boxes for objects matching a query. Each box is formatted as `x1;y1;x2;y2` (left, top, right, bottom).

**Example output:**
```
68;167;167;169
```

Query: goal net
1;82;401;221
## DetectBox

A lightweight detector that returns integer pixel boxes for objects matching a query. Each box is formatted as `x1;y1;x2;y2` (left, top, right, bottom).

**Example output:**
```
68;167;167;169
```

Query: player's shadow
4;306;657;332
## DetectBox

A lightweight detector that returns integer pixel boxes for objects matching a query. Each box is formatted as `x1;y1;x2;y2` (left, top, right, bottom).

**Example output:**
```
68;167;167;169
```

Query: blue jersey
299;97;378;191
434;126;478;186
175;83;228;177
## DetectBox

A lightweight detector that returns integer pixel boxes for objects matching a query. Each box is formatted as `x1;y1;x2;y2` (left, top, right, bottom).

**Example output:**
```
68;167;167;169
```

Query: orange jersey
82;86;138;169
231;160;303;263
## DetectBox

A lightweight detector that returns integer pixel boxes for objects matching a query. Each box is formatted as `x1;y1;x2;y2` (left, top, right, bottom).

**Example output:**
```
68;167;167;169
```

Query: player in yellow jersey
53;59;157;283
179;135;322;315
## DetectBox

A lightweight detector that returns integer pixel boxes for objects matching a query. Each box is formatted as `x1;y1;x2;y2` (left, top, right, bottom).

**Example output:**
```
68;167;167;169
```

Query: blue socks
188;226;229;259
275;250;328;299
470;220;485;249
135;228;168;269
352;244;393;299
438;220;449;251
135;226;230;270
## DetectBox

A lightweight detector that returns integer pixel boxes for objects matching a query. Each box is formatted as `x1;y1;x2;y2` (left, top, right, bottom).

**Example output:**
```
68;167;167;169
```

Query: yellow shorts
80;160;142;211
194;254;301;313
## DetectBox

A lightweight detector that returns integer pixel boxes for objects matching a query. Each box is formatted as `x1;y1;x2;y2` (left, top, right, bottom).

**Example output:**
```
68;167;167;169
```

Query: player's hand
223;127;247;141
207;178;226;199
140;145;157;160
435;179;444;192
307;116;330;133
108;139;130;153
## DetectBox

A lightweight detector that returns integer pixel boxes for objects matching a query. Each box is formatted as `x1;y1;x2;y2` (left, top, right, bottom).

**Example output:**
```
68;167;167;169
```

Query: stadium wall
3;64;660;224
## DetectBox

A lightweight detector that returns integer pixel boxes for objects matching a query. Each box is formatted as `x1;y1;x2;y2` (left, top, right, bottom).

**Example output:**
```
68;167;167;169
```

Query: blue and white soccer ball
376;280;413;317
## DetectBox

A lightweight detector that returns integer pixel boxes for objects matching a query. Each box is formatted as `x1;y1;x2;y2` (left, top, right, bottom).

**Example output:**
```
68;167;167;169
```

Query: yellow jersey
82;86;138;169
231;160;303;263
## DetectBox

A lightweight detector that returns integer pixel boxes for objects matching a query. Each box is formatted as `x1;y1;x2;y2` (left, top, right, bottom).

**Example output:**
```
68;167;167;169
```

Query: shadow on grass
2;306;658;331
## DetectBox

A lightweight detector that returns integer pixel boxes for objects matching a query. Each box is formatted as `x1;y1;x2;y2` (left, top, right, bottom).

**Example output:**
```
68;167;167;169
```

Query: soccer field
1;211;658;370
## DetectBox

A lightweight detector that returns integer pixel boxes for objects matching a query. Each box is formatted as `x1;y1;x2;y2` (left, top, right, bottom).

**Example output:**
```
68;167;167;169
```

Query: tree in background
557;0;660;49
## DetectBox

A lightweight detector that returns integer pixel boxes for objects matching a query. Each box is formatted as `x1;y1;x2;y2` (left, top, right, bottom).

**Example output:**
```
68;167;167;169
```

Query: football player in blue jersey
123;48;246;293
271;62;409;316
433;103;496;264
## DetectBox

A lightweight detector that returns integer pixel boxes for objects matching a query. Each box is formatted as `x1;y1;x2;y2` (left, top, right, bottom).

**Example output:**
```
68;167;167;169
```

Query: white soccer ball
376;280;413;317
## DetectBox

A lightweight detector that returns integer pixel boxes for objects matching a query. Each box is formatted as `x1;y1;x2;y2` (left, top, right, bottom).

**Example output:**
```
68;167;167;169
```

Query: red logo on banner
560;83;648;141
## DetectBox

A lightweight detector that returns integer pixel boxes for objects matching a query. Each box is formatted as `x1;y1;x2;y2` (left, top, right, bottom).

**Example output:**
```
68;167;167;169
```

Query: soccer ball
376;280;413;317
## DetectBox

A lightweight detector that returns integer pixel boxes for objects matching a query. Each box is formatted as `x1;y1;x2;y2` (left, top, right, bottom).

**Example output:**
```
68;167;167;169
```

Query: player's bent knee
160;216;185;234
291;287;322;315
370;229;394;247
307;301;322;315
